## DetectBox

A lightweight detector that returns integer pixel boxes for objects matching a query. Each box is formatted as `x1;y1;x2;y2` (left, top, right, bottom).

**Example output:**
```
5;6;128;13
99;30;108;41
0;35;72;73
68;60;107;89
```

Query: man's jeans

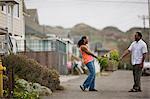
83;60;96;90
133;64;142;90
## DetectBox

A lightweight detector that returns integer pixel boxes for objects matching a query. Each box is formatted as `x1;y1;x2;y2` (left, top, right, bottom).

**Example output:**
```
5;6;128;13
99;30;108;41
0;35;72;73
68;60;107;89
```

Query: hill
44;23;146;50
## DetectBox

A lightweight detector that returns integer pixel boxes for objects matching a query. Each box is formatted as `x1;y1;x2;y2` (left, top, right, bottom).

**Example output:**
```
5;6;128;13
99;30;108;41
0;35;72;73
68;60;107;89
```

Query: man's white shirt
128;39;148;65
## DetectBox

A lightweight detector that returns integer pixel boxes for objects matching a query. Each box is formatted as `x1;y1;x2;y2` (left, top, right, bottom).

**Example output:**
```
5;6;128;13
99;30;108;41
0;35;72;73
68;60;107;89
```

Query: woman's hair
77;36;87;47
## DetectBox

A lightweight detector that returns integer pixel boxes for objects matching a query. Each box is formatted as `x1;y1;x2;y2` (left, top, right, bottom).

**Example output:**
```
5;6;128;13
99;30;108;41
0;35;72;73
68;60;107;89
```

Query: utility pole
142;16;146;31
148;0;150;61
138;15;147;35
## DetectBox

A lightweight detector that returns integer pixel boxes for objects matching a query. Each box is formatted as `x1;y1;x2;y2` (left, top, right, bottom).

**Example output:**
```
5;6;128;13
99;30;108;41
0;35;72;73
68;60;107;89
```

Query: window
1;6;4;11
1;6;6;13
1;5;12;14
8;6;11;14
14;4;19;17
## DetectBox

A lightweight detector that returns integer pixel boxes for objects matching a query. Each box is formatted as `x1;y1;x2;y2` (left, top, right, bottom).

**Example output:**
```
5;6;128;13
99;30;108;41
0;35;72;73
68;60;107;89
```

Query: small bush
14;91;39;99
98;57;109;72
14;78;52;99
110;50;119;61
2;54;60;92
98;50;120;71
14;78;52;97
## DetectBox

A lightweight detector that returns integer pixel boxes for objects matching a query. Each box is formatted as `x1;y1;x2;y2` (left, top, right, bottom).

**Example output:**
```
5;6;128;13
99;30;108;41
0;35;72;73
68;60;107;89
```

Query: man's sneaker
128;88;138;92
80;85;85;91
137;89;142;92
128;88;142;92
89;89;98;91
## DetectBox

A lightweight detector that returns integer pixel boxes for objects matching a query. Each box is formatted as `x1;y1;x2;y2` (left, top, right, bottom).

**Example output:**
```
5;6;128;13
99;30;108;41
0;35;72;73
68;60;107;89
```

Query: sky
25;0;148;31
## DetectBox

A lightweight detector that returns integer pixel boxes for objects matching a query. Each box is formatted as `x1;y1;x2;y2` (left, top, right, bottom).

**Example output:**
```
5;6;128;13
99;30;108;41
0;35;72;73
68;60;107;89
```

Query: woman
78;36;98;91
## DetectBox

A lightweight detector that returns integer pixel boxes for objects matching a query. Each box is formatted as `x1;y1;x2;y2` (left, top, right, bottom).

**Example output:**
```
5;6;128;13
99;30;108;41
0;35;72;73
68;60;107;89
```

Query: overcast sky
25;0;148;31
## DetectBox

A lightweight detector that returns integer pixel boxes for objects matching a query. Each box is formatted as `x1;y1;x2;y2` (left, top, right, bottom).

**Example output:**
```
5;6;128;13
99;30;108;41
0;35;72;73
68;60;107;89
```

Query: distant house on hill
95;48;110;57
94;43;110;57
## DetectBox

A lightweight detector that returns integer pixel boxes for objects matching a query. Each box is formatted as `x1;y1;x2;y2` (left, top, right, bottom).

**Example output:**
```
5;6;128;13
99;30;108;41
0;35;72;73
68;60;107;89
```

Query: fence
19;51;67;74
17;39;68;74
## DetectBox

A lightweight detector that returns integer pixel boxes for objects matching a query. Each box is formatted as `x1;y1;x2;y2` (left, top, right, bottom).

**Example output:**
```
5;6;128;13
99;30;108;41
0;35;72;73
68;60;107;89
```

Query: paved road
42;71;150;99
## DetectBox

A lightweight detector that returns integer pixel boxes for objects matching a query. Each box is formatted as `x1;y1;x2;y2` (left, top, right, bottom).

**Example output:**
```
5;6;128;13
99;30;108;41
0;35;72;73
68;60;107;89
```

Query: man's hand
140;62;144;69
140;53;146;69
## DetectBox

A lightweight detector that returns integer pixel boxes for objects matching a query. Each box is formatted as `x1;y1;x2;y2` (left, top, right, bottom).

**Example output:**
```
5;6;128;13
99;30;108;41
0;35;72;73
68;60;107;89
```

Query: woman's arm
81;46;98;59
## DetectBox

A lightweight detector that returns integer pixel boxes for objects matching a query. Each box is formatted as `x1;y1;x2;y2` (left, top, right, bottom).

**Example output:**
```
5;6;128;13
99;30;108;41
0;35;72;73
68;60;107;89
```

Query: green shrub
13;78;52;98
98;50;120;72
98;57;109;72
14;90;39;99
2;54;60;92
14;78;40;99
110;50;119;61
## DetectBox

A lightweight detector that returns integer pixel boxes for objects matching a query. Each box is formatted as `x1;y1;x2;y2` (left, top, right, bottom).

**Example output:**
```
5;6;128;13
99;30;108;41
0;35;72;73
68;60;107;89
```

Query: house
62;38;74;71
0;0;25;39
0;0;25;53
17;8;48;52
17;8;68;74
21;38;68;74
95;48;110;57
25;9;47;40
63;38;74;58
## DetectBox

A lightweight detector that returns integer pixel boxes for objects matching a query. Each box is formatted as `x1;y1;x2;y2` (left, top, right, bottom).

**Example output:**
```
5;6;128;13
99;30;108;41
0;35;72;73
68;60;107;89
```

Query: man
120;32;148;92
78;36;98;91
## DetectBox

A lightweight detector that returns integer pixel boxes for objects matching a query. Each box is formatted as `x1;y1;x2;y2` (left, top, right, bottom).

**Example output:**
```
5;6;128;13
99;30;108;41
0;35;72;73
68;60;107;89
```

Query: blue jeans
83;60;96;90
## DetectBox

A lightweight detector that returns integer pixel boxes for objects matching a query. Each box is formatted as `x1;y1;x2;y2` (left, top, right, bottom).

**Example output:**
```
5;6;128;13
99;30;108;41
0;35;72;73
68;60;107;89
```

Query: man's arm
140;43;148;68
81;46;98;59
120;42;133;60
120;50;130;60
140;53;147;68
142;53;147;63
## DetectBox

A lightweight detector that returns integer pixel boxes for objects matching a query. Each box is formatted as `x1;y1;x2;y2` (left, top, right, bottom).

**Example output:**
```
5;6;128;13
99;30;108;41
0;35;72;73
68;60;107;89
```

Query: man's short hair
136;32;142;38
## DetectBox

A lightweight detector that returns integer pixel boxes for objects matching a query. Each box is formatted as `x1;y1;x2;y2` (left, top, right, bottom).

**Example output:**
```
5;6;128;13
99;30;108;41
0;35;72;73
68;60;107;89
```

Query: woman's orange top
80;45;94;64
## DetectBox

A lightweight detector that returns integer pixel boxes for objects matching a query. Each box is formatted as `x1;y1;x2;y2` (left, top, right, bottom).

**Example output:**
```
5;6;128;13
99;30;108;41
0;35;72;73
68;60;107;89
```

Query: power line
138;15;148;32
84;0;147;4
25;0;147;5
148;0;150;61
